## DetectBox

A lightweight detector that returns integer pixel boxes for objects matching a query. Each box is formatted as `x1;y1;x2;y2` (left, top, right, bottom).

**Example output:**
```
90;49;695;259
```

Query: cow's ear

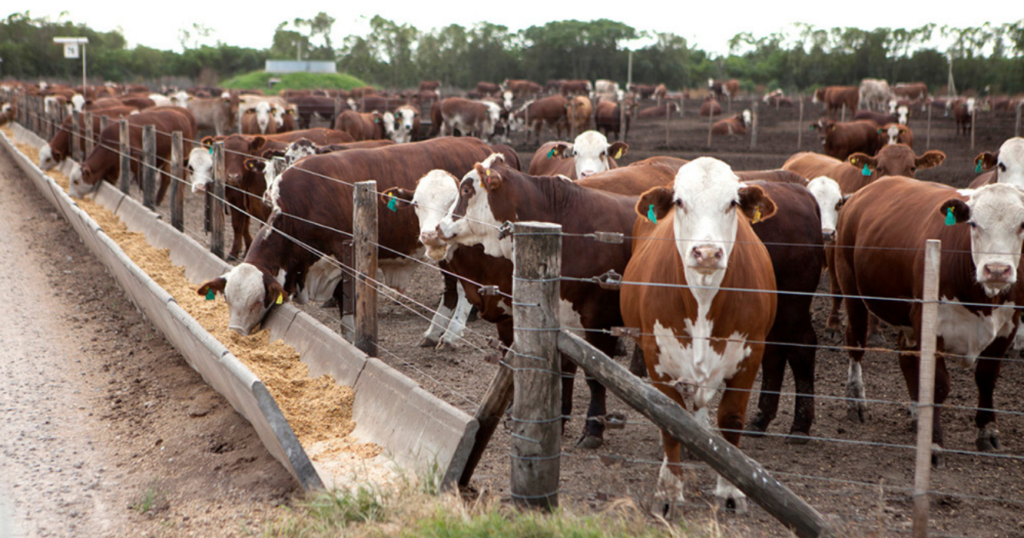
380;186;414;208
637;187;674;222
197;276;227;298
810;123;817;131
264;276;286;308
849;153;877;173
974;151;999;171
737;184;777;223
939;198;970;224
608;141;628;160
877;128;884;135
475;164;503;191
201;136;215;148
916;150;946;171
549;142;572;159
827;123;836;133
250;136;267;153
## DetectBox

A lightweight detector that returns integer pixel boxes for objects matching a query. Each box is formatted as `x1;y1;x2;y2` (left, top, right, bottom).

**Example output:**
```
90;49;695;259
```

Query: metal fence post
142;124;157;209
354;180;379;357
510;221;562;510
210;142;225;259
119;119;131;194
170;131;184;231
912;239;941;538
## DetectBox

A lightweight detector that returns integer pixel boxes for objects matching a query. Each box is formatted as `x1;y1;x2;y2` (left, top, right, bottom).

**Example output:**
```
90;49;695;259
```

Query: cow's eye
969;221;978;229
999;163;1007;172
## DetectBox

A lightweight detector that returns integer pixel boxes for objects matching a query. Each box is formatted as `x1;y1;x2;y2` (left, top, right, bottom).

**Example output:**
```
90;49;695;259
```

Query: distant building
264;61;336;74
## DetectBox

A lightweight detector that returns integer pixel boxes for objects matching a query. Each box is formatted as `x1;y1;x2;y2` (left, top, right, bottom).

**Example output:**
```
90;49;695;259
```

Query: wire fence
10;91;1024;536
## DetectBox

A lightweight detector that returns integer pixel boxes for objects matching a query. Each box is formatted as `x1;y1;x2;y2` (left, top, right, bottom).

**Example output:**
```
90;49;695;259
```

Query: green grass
131;480;166;515
221;71;368;95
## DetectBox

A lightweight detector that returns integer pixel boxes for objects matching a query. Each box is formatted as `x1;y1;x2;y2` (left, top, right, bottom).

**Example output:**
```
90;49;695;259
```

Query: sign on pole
63;43;80;59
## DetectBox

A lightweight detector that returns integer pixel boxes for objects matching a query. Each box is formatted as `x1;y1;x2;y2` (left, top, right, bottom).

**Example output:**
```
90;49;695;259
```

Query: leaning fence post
750;100;758;149
912;239;941;538
119;119;131;194
510;221;562;510
210;142;225;259
142;124;156;209
926;103;933;151
797;95;805;149
354;180;379;357
170;131;184;232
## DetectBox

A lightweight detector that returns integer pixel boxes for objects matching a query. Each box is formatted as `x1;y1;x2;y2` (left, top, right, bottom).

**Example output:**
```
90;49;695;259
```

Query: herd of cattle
2;75;1024;513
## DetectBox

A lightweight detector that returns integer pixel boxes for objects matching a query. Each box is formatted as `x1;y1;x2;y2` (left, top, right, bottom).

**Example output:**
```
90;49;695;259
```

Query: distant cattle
637;102;680;119
952;97;976;136
893;82;928;108
708;78;740;100
334;110;387;141
502;79;542;99
594;100;636;142
528;130;627;179
698;97;723;117
419;80;441;91
510;95;568;144
629;83;657;100
811;118;883;160
439;97;500;140
858;79;893;112
711;110;751;136
559;80;592;97
813;86;859;119
565;95;592;135
476;82;501;96
878;123;914;148
763;89;793;107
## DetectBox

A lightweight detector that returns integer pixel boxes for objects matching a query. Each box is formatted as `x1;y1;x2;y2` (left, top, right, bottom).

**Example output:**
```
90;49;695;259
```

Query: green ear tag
387;196;397;212
205;289;215;301
944;207;955;226
647;204;657;224
208;146;213;155
975;162;983;173
546;148;555;159
861;164;871;176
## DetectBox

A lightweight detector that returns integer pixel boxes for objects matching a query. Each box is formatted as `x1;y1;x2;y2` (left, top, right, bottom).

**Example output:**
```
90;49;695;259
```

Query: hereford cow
383;105;421;144
439;97;498;140
637;102;680;119
629;83;656;100
834;178;1024;455
811;118;883;160
437;153;641;449
594;79;619;95
196;137;508;337
858;79;893;112
185;94;238;136
38;105;137;172
68;107;197;204
559;80;592;97
119;96;156;110
528;130;628;179
708;79;740;100
952;98;976;136
565;95;592;135
509;95;568;144
763;89;794;107
294;96;346;129
333;110;386;141
894;82;928;110
546;79;566;94
698;97;723;117
621;157;777;513
878;123;914;147
970;138;1024;190
711;110;751;136
503;79;542;99
594;100;636;142
813;86;859;119
349;86;376;99
475;82;501;97
653;84;667;102
240;102;277;135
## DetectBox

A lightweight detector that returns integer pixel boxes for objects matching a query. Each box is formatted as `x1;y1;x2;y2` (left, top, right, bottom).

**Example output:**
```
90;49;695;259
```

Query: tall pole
912;240;941;538
82;43;87;98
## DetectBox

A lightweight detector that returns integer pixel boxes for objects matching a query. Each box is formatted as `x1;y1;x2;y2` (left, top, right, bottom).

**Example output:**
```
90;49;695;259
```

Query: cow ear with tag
264;276;286;308
916;150;946;171
380;187;414;210
636;187;674;223
474;163;503;191
549;143;572;159
197;276;227;299
738;184;777;223
973;151;999;172
939;198;971;225
848;153;877;175
201;136;216;148
608;141;629;160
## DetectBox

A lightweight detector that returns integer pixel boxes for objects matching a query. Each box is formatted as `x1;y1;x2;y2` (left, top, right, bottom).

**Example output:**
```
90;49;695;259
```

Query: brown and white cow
184;94;238;136
952;98;976;136
565;95;592;135
711;110;751;136
621;157;777;512
439;97;498;140
835;178;1024;454
240;102;278;135
333;110;386;141
38;105;137;172
894;82;928;110
878;123;914;147
69;107;197;203
708;79;740;100
475;82;501;97
437;153;641;448
559;80;592;97
813;86;859;119
382;105;421;144
502;79;542;99
698;97;723;117
593;100;636;142
528;130;628;179
197;137;506;336
969;138;1024;190
509;95;568;145
811;118;883;160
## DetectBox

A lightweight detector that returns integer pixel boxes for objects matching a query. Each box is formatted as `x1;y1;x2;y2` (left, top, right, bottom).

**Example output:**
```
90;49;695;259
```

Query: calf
835;179;1024;455
711;110;751;136
811;118;883;160
528;130;628;179
621;157;777;513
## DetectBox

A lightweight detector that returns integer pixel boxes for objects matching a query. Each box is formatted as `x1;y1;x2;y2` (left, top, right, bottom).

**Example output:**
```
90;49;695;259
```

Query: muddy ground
11;96;1024;537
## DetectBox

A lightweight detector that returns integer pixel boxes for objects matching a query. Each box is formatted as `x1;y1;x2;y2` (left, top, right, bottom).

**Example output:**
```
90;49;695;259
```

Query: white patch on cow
438;153;511;259
149;93;171;107
885;125;901;145
655;457;686;506
888;98;898;114
43;96;59;116
346;98;357;111
303;256;343;302
966;97;977;115
254;101;272;134
393;106;417;144
70;94;85;112
992;138;1024;191
846;358;865;405
897;105;909;125
187;147;214;193
806;176;843;242
381;111;397;141
67;164;95;199
715;475;748;512
651;317;751;412
570;130;616;179
707;78;714;89
38;144;58;171
423;296;454;344
741;109;752;127
962;184;1024;295
412;170;460;260
502;90;513;111
221;263;273;336
937;298;1017;368
440;284;473;347
169;91;190;107
379;259;418;295
672;158;745;289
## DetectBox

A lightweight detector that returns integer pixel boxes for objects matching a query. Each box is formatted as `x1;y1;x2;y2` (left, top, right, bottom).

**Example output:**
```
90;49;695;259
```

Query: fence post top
355;180;377;187
513;221;562;234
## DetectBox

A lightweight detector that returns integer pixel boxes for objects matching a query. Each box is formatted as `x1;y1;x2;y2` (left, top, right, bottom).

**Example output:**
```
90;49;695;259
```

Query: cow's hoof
976;425;1001;452
784;431;811;445
575;433;604;450
417;336;437;348
931;450;945;469
718;494;749;515
435;340;457;352
745;414;769;436
846;403;866;423
825;316;842;335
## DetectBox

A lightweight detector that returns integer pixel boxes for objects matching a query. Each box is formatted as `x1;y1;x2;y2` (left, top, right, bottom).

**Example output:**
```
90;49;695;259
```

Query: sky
8;1;1014;57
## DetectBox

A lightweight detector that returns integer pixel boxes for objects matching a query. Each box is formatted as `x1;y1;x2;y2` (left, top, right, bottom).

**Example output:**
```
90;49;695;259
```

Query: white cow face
67;163;94;199
976;138;1024;191
169;91;190;107
944;184;1024;296
38;144;61;171
502;90;513;111
397;170;460;260
394;107;417;144
381;111;397;140
284;139;318;163
888;98;898;114
198;263;285;336
254;101;272;133
553;130;628;179
897;105;909;125
641;158;776;288
741;109;752;127
70;94;85;112
805;176;845;242
187;147;214;193
438;153;510;259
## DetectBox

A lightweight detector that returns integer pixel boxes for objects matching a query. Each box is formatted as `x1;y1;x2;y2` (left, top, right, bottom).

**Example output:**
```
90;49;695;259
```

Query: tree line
2;11;1022;94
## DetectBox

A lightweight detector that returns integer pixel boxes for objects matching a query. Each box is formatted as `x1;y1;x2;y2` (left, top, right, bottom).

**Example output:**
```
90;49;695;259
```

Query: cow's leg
648;360;687;517
714;353;761;514
439;283;473;350
421;270;458;348
747;340;783;436
843;296;870;423
225;188;248;260
575;331;614;449
155;165;171;205
628;345;647;377
974;344;1006;452
787;321;818;440
867;314;884;345
825;245;844;335
898;350;950;466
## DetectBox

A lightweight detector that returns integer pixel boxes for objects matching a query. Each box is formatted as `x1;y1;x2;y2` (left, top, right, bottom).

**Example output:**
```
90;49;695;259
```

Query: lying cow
528;130;628;179
698;97;723;117
711;110;751;136
637;102;680;119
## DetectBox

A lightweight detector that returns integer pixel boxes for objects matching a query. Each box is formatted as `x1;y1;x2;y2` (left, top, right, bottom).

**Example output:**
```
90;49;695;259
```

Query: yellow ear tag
615;148;623;159
276;294;283;305
752;207;762;224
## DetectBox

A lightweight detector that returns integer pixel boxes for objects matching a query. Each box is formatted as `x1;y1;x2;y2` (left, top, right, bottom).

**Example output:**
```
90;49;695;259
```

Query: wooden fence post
510;221;562;510
841;103;847;122
664;99;671;147
618;98;627;143
750;101;758;149
706;106;714;148
170;131;184;232
334;96;341;125
84;112;94;156
71;111;83;162
926;103;933;151
99;115;109;141
569;98;577;140
354;181;379;356
142;124;156;209
210;142;225;259
797;95;804;150
970;106;977;150
912;239;941;538
119;119;131;194
1016;100;1022;137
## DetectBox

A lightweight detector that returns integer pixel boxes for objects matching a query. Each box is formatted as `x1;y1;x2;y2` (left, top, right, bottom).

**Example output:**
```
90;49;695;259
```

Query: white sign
64;44;79;59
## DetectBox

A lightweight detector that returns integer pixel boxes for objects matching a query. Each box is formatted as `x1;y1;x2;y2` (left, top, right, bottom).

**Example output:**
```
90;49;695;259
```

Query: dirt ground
7;96;1024;537
0;145;298;537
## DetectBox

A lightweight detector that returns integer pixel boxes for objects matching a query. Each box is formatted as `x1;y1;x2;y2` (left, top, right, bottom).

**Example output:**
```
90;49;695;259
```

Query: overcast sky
10;2;1013;57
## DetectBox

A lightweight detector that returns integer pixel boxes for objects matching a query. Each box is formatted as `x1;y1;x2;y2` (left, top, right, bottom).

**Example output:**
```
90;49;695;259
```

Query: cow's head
878;124;909;146
197;262;286;336
392;106;418;144
849;145;944;179
707;78;715;89
67;163;98;199
70;93;85;112
187;136;217;192
38;143;63;171
741;109;752;128
639;157;776;284
502;91;514;111
941;184;1024;296
385;170;459;261
284;138;319;163
253;101;273;133
897;105;909;125
811;118;834;144
549;130;628;179
812;88;825;103
437;153;513;258
974;138;1024;191
805;176;846;243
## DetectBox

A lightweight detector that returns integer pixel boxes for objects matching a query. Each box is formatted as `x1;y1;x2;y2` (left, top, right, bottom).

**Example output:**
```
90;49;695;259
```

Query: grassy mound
221;70;368;94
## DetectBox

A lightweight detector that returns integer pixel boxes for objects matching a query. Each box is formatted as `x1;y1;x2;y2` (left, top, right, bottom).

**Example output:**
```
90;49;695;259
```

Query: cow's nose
420;230;441;247
822;229;836;242
983;263;1014;282
579;170;595;178
692;245;723;267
